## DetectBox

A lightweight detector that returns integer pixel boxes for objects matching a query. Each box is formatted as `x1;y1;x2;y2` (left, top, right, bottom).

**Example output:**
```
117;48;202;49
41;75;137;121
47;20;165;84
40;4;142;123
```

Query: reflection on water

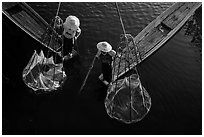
3;2;201;134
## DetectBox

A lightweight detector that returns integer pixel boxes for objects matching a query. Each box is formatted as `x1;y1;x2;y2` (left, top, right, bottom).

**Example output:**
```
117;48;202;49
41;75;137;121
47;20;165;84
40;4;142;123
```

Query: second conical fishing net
105;69;151;124
105;34;151;124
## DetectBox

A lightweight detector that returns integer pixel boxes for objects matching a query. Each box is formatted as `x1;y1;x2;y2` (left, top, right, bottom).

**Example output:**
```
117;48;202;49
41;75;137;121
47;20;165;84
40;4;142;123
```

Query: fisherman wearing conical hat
96;42;116;85
55;15;81;60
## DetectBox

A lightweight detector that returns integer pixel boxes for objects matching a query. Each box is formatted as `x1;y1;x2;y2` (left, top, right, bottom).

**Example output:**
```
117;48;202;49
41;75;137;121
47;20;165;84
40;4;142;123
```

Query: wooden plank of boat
110;2;201;82
2;2;63;55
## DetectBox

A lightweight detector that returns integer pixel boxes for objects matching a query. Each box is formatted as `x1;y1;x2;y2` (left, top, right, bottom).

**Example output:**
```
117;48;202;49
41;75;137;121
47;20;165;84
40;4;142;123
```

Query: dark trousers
102;63;112;83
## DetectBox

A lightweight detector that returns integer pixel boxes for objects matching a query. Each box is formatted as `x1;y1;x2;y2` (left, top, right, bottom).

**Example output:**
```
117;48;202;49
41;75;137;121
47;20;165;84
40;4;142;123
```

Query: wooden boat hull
2;2;64;55
111;2;201;81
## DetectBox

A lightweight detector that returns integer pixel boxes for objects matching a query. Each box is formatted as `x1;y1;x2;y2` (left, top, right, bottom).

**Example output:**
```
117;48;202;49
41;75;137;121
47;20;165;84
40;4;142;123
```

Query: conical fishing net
22;50;66;93
104;34;151;124
22;13;66;93
105;70;151;124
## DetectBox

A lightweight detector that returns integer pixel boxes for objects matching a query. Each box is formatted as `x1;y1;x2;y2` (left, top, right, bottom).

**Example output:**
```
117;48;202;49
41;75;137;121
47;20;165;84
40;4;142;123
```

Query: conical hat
97;42;112;52
63;15;80;31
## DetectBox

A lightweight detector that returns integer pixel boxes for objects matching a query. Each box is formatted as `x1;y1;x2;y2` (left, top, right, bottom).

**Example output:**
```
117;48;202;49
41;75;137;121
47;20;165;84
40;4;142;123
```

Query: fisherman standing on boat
96;42;116;85
54;15;81;61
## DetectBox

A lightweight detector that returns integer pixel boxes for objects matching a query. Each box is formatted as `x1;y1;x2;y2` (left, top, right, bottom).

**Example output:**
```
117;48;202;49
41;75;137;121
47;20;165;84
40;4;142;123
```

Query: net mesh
22;50;66;93
105;69;151;124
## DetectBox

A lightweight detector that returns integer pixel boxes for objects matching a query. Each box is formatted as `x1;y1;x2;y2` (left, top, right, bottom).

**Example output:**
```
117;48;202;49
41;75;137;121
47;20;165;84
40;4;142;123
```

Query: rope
115;3;141;78
115;2;126;36
56;2;61;17
43;1;62;69
112;3;128;104
53;2;63;87
111;3;146;121
112;2;127;85
43;2;62;89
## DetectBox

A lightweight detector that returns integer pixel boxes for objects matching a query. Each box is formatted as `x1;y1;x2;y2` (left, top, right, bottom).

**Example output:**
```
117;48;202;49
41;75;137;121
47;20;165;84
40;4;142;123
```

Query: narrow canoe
111;2;201;81
2;2;62;55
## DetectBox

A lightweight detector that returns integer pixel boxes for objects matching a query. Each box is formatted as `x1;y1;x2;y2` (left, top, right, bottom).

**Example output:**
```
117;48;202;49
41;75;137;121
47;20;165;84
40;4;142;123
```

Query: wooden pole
79;55;97;93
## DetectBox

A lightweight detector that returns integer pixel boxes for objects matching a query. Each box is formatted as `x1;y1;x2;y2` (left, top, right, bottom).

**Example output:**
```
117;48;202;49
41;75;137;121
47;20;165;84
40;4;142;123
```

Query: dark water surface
2;2;202;135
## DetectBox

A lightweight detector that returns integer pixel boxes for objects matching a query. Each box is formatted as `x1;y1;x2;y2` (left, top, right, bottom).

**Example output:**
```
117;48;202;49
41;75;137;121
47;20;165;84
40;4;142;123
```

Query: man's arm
95;50;101;58
108;50;116;57
75;28;81;39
